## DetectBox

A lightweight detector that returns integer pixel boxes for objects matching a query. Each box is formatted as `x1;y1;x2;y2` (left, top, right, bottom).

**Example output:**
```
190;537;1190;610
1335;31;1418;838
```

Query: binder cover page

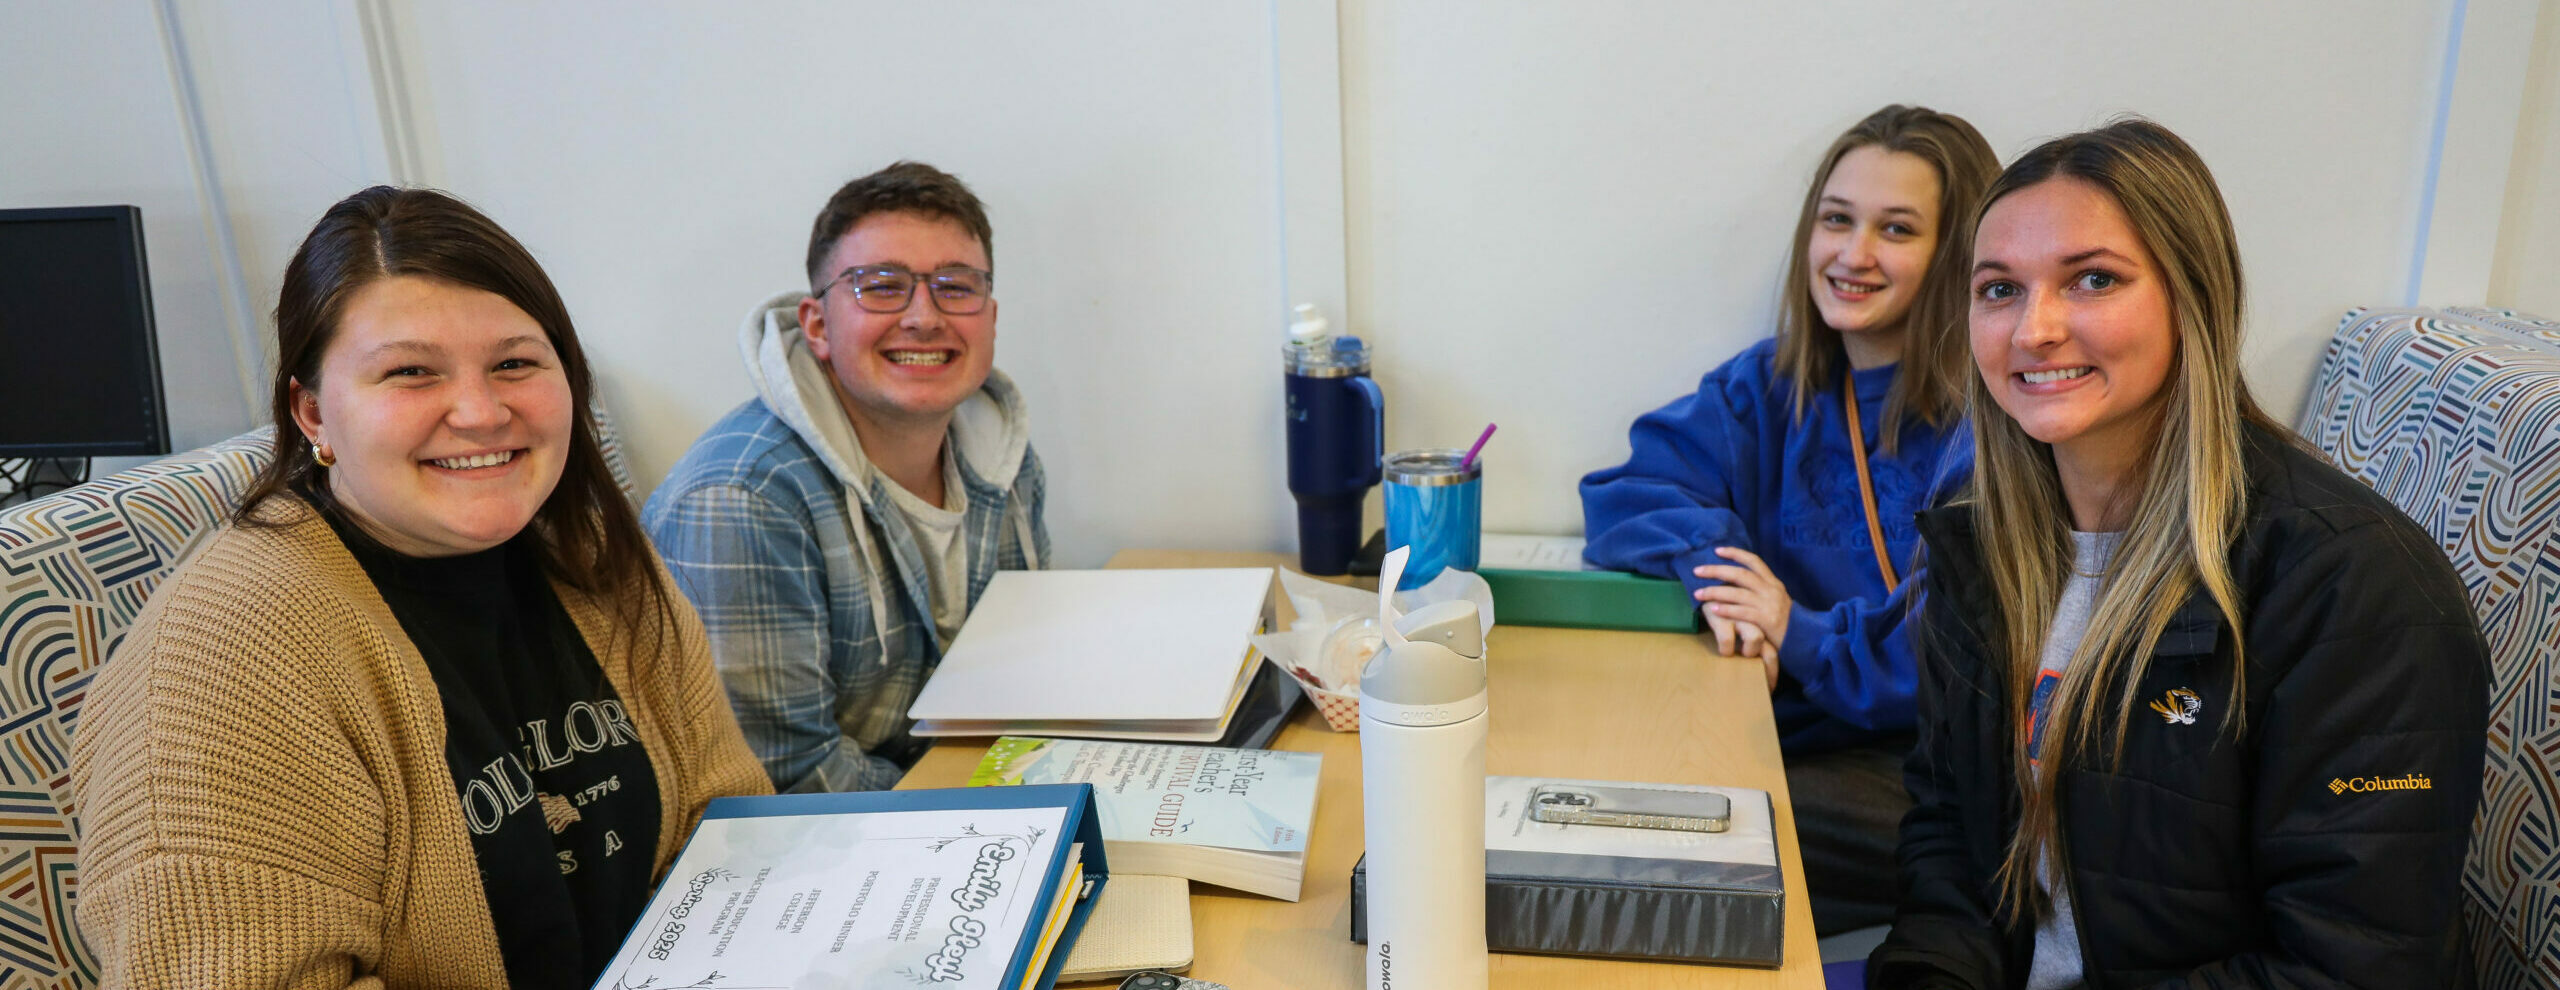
594;803;1067;989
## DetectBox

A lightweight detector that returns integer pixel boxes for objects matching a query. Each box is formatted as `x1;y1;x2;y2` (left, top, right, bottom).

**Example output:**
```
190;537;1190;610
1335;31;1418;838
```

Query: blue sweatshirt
1580;338;1972;755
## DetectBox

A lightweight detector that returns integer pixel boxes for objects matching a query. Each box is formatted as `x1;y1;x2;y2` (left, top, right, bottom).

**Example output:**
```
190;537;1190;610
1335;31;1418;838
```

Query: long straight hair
1774;104;1999;453
236;186;673;642
1964;120;2289;920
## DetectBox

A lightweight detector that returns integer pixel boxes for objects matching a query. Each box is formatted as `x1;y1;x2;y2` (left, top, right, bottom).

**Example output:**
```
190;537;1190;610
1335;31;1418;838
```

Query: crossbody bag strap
1842;370;1902;591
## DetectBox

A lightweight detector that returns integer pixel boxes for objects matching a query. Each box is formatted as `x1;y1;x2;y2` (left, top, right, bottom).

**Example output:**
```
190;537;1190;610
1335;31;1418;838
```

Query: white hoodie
646;293;1047;792
737;290;1042;642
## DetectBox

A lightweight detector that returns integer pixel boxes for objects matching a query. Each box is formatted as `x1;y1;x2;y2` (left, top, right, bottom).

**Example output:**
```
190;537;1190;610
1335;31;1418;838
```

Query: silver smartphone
1529;784;1731;833
1119;974;1228;990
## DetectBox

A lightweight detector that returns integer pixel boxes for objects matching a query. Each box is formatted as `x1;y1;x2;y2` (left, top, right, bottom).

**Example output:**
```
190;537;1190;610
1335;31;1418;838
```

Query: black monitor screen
0;206;169;457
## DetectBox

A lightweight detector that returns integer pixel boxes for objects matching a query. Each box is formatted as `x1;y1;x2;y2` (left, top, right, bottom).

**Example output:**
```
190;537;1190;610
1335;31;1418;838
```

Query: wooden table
899;550;1824;988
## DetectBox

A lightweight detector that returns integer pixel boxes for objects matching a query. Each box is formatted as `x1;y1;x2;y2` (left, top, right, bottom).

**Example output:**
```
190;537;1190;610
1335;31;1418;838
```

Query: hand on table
1699;605;1783;691
1696;547;1791;692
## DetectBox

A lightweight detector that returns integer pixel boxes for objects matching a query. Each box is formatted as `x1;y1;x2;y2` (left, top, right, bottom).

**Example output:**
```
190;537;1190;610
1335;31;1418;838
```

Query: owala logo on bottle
1376;941;1392;989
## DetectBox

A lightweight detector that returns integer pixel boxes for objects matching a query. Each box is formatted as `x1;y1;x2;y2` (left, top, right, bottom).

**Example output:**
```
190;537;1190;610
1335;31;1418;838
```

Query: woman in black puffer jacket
1867;118;2489;989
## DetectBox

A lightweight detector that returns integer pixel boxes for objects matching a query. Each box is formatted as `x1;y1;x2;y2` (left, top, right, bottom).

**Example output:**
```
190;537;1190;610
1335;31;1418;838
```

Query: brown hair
804;161;994;291
1962;118;2288;922
238;185;672;637
1774;104;2000;453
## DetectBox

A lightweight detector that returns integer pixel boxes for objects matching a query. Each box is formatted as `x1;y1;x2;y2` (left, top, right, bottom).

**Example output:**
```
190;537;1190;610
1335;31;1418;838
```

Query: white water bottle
1360;546;1489;990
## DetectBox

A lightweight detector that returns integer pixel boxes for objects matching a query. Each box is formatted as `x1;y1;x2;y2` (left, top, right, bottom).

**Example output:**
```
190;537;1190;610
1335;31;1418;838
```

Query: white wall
385;2;1290;569
2493;0;2560;318
1341;0;2450;535
11;0;2549;563
163;0;400;349
0;0;260;453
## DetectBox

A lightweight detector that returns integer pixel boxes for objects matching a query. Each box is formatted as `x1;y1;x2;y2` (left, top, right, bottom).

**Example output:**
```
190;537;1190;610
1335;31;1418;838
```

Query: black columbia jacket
1869;425;2489;989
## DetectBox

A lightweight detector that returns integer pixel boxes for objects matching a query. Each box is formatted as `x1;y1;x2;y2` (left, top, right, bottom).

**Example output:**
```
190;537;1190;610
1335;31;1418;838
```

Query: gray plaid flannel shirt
645;400;1047;792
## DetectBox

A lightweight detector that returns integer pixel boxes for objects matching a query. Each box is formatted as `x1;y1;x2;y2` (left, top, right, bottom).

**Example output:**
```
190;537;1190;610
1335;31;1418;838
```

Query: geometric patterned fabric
0;409;631;989
2298;306;2560;990
0;430;268;989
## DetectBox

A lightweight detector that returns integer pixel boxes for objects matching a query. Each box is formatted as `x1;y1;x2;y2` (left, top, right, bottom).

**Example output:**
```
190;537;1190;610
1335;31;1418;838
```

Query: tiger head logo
2147;687;2203;725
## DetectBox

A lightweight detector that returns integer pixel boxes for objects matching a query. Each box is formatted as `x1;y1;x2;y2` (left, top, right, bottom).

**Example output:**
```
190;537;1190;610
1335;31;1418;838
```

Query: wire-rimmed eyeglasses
814;263;995;315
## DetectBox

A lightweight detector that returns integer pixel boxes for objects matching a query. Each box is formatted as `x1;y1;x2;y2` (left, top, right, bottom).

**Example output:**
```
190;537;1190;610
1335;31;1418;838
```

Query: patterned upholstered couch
0;414;632;988
2298;305;2560;989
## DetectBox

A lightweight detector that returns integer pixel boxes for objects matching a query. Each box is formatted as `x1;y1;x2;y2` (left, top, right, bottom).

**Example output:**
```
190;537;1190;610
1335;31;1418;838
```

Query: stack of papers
908;569;1276;742
1479;533;1593;570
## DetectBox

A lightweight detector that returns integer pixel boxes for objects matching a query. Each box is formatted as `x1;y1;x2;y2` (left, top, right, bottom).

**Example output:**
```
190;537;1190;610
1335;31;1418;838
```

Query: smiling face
1969;176;2178;469
291;275;573;557
798;211;998;436
1806;145;1944;354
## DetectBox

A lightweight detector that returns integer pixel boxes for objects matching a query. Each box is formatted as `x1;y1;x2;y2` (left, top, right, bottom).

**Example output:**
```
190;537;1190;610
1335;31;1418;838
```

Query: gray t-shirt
2027;530;2122;990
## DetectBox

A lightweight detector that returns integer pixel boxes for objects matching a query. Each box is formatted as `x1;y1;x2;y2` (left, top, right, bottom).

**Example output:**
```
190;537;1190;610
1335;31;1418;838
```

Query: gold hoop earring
311;442;336;468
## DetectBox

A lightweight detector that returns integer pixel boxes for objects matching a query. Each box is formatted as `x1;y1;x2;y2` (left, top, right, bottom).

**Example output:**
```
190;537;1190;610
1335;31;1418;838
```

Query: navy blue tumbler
1284;335;1383;575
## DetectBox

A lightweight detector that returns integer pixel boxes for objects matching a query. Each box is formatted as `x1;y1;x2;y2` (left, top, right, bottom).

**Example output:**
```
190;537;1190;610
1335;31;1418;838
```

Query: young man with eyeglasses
646;161;1047;793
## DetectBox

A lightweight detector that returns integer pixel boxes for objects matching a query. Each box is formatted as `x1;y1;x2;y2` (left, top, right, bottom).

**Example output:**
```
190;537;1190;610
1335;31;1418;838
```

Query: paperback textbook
968;737;1320;901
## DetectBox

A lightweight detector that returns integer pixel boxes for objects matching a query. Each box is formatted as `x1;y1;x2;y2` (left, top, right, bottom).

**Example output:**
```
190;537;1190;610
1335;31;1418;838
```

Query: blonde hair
1774;104;1999;453
1961;118;2291;920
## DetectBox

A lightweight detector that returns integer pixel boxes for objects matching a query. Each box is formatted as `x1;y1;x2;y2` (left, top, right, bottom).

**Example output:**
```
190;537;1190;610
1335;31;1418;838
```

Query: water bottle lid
1283;330;1369;375
1287;302;1331;344
1362;548;1488;712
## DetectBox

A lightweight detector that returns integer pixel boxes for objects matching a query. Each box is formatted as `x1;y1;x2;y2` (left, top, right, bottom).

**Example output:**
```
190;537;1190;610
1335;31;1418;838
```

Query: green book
1478;534;1697;633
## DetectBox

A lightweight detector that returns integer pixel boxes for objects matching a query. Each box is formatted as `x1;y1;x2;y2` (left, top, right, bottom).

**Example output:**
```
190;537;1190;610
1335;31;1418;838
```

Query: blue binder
608;783;1109;990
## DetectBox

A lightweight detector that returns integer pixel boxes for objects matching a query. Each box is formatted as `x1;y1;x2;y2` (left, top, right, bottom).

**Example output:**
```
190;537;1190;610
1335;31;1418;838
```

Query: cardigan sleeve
71;595;401;990
77;855;386;990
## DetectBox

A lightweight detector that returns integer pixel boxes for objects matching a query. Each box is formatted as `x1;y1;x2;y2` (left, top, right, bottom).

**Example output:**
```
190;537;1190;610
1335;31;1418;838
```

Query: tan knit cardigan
69;506;773;989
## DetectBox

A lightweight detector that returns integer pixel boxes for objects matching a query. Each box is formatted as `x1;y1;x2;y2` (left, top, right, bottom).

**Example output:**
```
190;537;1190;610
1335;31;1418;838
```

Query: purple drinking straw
1460;423;1497;469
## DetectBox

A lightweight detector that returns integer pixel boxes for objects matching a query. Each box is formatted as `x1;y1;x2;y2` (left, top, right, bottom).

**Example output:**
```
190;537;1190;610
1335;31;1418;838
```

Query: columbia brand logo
2332;774;2433;794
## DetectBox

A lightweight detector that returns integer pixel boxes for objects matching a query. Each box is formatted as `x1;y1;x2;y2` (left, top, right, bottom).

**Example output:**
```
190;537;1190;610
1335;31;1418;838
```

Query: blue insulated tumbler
1383;448;1483;590
1285;336;1384;575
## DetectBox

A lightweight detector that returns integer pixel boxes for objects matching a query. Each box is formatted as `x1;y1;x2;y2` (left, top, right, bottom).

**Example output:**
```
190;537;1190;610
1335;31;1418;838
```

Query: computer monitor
0;205;169;458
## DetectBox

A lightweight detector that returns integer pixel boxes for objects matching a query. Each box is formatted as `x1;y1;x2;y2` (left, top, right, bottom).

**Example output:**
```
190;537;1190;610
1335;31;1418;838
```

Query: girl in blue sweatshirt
1580;104;1996;935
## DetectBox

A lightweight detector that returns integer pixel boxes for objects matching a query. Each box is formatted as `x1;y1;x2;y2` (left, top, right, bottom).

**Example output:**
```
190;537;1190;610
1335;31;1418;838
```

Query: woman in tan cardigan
70;186;771;989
